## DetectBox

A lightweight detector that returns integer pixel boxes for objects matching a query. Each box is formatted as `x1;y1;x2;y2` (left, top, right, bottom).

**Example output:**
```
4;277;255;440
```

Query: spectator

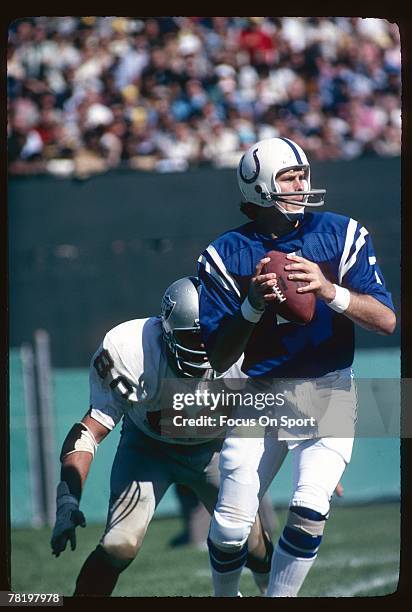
72;127;110;179
8;17;401;176
202;120;240;167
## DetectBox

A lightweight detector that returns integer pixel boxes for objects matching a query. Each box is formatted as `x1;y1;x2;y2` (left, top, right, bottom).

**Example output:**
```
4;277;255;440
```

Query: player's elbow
370;308;396;336
378;310;397;335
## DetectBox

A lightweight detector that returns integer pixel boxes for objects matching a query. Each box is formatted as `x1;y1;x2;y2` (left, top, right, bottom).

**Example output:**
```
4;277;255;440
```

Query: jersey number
110;376;134;400
94;349;134;400
94;349;114;378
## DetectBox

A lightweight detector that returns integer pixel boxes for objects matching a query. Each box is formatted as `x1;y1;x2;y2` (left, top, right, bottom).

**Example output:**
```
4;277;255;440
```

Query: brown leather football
262;250;316;324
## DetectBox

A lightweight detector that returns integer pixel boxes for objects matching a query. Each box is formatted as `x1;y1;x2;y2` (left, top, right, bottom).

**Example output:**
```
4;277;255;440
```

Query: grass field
11;502;400;598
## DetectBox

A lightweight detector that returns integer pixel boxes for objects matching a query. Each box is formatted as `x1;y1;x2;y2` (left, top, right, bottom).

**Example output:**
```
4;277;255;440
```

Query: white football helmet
237;137;326;208
160;276;222;378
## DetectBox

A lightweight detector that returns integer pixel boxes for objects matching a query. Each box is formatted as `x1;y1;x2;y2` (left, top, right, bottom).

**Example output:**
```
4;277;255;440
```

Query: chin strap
274;201;305;223
263;205;300;237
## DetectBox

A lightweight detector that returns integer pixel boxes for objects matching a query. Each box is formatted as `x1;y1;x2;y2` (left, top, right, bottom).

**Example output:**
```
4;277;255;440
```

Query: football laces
272;283;286;303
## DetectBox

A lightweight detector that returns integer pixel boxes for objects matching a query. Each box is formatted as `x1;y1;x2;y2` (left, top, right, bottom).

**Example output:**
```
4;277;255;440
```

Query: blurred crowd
8;16;401;178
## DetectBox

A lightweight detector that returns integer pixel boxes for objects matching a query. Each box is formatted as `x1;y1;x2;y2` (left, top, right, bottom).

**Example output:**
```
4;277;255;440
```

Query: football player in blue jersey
197;137;396;597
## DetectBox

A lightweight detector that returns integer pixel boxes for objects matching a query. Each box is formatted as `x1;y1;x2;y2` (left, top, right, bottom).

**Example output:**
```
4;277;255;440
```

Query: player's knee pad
291;482;332;517
101;481;153;565
101;528;143;566
278;506;327;559
209;510;251;552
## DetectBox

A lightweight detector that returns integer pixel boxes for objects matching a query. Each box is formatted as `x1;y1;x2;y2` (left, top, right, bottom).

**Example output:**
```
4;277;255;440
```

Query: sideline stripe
315;552;399;569
327;572;399;597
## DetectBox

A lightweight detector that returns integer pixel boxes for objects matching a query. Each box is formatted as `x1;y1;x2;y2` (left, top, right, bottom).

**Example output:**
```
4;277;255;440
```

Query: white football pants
210;434;353;549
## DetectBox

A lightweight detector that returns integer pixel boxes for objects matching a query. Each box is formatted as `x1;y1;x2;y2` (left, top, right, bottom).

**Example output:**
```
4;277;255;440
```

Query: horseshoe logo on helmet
239;148;260;184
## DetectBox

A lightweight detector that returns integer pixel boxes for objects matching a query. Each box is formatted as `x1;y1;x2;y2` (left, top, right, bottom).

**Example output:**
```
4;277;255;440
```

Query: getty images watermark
172;388;286;411
155;376;402;440
172;388;316;430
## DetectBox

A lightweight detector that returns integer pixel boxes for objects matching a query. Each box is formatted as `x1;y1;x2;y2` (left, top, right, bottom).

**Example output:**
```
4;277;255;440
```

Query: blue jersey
197;211;394;378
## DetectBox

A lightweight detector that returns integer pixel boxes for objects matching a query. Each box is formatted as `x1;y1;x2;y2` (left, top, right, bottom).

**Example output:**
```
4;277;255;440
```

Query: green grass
11;503;400;597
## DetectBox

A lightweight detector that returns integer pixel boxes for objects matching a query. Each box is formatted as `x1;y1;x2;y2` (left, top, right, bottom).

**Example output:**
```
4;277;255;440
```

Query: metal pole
20;343;44;527
34;330;57;527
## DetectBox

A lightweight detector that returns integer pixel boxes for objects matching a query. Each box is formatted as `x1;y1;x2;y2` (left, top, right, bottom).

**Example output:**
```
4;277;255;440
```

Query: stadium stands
8;17;401;177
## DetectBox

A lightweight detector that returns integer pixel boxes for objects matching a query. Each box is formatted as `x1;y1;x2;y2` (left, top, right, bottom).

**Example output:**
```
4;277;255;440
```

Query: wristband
56;481;79;509
241;296;264;323
327;284;350;313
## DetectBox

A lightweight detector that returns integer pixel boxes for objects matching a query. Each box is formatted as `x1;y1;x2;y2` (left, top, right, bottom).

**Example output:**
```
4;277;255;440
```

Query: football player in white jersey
197;137;396;597
50;276;275;596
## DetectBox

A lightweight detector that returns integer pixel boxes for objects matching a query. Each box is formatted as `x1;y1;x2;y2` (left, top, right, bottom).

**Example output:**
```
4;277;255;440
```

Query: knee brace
291;482;332;517
209;511;251;552
278;506;327;559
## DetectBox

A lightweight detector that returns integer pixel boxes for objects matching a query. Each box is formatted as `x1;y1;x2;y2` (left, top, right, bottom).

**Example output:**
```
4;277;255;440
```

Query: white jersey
89;316;245;445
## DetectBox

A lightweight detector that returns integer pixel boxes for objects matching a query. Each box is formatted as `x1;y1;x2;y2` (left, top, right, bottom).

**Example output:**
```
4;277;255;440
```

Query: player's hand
248;258;278;309
51;481;86;557
284;254;336;302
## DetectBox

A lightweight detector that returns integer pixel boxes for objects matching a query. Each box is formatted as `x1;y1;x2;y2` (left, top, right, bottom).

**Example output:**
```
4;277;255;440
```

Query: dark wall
9;158;401;367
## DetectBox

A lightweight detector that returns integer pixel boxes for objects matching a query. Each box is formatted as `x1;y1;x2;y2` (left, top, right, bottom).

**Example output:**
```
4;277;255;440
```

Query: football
262;250;316;324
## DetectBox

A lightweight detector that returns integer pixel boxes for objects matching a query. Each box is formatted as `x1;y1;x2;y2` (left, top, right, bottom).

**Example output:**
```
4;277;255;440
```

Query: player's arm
202;258;278;373
51;413;110;557
333;291;396;334
284;254;396;335
60;413;110;500
207;311;254;373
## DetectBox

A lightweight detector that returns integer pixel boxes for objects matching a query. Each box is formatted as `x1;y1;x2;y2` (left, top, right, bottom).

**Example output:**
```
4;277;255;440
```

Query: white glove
51;481;86;557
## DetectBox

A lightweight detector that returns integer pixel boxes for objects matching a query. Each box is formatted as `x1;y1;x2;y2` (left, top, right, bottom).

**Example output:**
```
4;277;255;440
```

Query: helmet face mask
237;137;326;209
160;276;221;378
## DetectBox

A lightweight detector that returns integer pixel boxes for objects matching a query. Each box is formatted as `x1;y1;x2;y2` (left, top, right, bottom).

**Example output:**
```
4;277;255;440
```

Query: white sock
266;544;316;597
211;566;243;597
